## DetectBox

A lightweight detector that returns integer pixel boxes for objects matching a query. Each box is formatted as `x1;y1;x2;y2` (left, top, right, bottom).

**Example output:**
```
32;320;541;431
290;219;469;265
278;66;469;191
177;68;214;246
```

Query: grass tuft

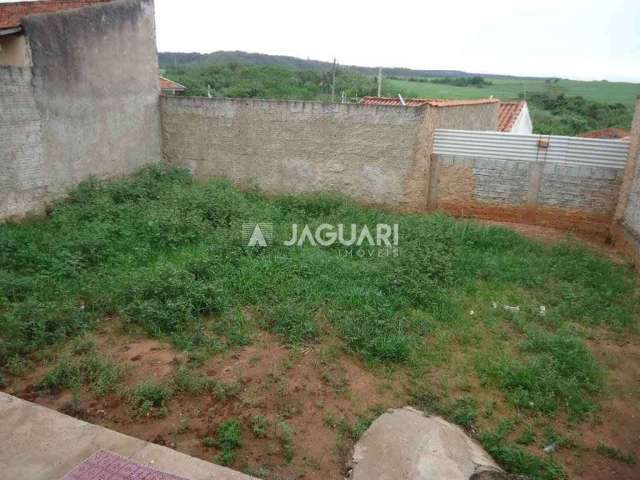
596;442;637;465
130;381;172;417
216;419;242;465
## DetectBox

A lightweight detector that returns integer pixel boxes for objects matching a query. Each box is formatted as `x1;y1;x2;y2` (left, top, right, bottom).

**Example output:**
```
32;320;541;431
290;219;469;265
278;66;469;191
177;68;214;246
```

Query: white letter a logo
248;224;268;247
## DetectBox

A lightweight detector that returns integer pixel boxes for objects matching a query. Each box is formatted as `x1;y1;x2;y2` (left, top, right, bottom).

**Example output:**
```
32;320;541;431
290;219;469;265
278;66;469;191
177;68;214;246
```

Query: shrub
119;263;224;335
37;354;123;397
131;381;172;417
0;300;95;364
250;415;269;438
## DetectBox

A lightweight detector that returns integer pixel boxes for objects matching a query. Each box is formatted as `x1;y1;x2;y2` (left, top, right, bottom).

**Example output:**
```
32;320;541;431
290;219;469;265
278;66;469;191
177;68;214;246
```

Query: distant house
360;96;533;134
578;128;630;140
159;76;186;96
498;100;532;134
0;0;112;66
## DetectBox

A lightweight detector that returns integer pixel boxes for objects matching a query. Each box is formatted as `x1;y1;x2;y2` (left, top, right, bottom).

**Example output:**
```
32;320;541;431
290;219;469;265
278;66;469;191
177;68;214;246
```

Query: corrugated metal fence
433;129;629;169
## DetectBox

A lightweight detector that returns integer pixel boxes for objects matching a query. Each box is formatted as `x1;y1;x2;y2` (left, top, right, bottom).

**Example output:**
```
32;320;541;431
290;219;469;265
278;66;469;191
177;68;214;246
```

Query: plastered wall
0;0;161;219
614;97;640;262
161;97;431;210
0;67;47;216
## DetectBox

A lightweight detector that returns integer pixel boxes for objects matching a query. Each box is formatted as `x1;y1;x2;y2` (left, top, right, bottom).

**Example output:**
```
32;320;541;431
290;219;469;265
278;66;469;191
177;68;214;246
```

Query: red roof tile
360;96;499;108
360;96;432;107
498;101;526;133
578;128;630;139
0;0;112;30
159;76;186;92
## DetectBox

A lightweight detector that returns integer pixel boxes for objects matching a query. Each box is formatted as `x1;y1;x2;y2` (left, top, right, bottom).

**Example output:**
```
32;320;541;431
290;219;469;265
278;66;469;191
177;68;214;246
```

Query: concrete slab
0;393;255;480
351;407;502;480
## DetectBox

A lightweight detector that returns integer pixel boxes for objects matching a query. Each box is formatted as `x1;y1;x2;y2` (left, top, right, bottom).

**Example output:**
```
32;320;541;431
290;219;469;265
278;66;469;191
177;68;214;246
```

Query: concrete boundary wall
0;0;161;220
0;66;47;216
614;97;640;264
160;96;627;234
431;154;624;234
161;96;433;210
431;129;628;234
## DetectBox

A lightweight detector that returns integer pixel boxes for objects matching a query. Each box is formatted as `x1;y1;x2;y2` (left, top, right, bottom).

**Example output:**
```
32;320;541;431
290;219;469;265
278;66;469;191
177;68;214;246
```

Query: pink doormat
63;450;190;480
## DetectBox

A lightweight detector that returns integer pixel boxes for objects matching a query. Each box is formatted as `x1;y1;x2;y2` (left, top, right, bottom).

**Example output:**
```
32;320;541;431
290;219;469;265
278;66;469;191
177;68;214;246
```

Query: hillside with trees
160;51;638;136
159;51;540;80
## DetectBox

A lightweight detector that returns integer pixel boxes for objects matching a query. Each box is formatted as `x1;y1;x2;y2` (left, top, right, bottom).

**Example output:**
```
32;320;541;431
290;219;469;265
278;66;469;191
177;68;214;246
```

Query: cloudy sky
154;0;640;82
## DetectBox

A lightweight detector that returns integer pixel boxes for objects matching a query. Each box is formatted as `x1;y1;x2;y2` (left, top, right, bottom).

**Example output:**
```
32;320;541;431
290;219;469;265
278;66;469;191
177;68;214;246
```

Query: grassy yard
385;78;640;109
1;166;639;479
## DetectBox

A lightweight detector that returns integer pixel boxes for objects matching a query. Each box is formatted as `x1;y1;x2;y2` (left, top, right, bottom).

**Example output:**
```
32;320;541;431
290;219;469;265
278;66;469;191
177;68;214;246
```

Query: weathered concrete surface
0;33;29;66
350;407;502;480
161;97;429;211
437;102;499;131
0;392;255;480
1;0;161;220
0;66;48;217
613;98;640;265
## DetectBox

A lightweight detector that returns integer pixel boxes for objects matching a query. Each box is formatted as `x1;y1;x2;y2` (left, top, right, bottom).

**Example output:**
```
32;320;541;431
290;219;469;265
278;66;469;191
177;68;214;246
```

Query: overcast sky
153;0;640;82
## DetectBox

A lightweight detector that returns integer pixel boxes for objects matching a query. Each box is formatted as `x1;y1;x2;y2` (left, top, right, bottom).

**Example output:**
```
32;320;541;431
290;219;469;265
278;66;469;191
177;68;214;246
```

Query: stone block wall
473;158;530;205
432;153;624;233
539;163;623;213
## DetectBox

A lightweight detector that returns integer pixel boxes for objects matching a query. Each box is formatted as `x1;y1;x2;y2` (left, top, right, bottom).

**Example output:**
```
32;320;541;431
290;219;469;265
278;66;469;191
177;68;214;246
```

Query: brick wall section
473;158;530;205
0;0;161;220
161;97;428;209
539;163;623;214
0;67;47;217
0;0;112;29
432;153;623;233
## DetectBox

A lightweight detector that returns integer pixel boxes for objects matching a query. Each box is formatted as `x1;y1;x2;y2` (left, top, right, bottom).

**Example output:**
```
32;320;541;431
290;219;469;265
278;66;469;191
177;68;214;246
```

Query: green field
385;78;640;109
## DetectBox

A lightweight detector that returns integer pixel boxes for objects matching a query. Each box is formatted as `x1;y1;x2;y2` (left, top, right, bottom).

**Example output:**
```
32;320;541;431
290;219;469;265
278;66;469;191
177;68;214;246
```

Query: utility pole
377;67;383;97
331;58;337;102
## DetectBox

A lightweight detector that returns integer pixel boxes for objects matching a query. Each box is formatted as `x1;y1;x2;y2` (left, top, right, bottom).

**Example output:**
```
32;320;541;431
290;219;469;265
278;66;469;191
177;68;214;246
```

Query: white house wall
510;103;533;134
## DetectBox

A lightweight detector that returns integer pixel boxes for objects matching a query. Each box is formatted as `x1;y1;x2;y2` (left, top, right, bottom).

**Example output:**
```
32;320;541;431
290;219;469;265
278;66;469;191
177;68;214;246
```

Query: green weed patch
0;165;638;478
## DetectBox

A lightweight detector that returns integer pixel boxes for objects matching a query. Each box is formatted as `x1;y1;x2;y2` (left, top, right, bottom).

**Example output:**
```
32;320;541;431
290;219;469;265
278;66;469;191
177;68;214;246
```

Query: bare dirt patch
5;329;406;480
3;320;639;479
554;336;640;480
